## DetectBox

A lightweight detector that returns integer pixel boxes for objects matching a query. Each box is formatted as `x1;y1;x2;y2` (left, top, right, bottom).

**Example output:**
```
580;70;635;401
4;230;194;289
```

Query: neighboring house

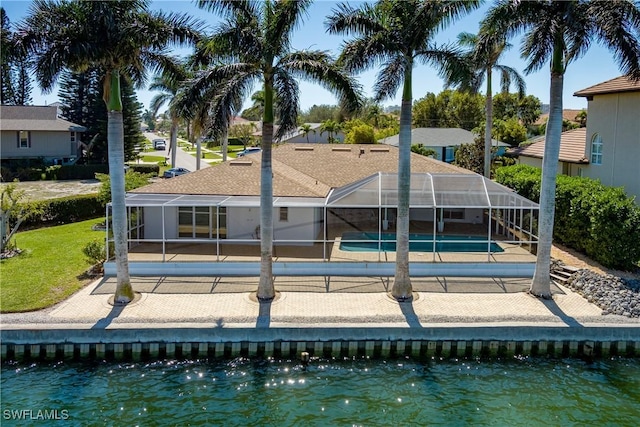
512;127;589;176
532;109;585;127
379;128;508;163
574;76;640;202
252;123;346;144
514;77;640;202
1;105;86;165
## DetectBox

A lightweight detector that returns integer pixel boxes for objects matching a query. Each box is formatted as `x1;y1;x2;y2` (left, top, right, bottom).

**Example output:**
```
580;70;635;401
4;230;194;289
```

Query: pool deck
2;274;639;360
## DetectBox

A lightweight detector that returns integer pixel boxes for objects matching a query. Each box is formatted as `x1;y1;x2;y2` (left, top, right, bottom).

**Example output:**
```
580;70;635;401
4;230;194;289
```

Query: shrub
496;164;640;270
96;171;152;206
129;164;159;176
19;194;103;228
45;164;109;180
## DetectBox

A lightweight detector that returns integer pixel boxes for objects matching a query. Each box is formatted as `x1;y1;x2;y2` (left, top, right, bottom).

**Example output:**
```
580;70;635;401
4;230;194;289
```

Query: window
591;134;602;165
279;207;289;222
443;209;464;220
17;131;31;148
444;146;455;162
70;132;76;143
178;206;226;238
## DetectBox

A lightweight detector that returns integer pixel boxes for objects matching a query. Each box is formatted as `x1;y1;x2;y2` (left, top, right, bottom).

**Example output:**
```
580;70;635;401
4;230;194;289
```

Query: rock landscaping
563;268;640;318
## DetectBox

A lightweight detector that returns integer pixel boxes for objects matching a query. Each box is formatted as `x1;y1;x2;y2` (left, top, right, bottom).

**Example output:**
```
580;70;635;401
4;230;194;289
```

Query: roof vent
370;147;390;152
294;146;314;151
331;147;351;152
230;160;252;166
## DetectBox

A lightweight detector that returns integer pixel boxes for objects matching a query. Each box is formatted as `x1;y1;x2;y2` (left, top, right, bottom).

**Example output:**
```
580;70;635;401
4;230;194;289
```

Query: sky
2;0;631;114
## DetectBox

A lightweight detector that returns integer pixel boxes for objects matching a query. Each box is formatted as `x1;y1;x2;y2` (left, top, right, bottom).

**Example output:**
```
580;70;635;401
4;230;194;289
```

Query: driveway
143;132;210;171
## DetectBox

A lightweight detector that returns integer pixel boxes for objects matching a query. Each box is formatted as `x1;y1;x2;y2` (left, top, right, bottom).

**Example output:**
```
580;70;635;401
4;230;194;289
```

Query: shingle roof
133;144;473;197
0;105;86;131
379;127;507;147
515;128;588;164
574;76;640;97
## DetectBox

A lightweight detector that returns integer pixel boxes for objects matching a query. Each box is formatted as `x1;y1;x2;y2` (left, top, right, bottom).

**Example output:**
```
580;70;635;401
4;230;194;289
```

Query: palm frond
415;44;468;86
150;92;171;117
267;0;312;57
373;55;406;102
494;64;526;96
338;33;392;72
325;2;384;37
195;0;257;22
280;50;363;115
272;70;299;139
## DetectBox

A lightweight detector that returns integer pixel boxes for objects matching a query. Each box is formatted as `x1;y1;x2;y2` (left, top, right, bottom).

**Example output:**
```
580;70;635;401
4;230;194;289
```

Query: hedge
19;194;104;229
129;164;159;176
45;164;109;180
495;164;640;270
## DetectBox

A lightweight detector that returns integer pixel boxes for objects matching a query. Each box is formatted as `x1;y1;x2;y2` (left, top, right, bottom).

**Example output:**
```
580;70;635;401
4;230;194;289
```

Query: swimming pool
339;232;504;253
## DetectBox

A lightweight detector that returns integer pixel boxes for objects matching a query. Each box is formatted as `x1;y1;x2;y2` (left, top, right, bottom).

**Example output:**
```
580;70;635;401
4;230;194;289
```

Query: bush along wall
495;165;640;270
18;194;103;229
129;164;159;176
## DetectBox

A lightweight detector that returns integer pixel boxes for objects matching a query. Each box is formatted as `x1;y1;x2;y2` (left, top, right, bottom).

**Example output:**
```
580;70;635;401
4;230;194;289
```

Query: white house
106;144;539;277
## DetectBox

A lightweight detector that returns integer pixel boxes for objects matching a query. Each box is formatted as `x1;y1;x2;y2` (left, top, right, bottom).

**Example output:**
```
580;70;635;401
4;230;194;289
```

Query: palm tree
327;0;479;301
482;0;640;298
447;31;525;178
183;0;362;301
149;63;190;168
319;119;342;143
299;123;315;143
18;0;202;303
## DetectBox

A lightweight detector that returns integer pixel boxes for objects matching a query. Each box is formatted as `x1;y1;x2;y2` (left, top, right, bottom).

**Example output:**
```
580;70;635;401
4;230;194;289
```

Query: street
143;132;211;171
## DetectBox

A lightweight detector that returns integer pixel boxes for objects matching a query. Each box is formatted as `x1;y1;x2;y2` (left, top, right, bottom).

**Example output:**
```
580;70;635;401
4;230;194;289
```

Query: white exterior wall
1;130;75;159
143;206;178;239
285;131;346;144
226;207;260;240
581;91;640;202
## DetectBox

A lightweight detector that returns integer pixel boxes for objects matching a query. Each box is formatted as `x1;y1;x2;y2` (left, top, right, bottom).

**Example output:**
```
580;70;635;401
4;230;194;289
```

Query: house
574;76;640;202
378;128;509;163
252;123;345;144
1;105;86;165
512;127;589;176
106;144;539;277
513;76;640;202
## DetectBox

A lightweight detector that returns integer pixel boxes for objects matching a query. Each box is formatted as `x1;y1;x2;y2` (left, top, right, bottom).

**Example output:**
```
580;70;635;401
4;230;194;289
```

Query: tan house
0;105;86;165
513;76;639;203
574;76;640;202
513;127;589;176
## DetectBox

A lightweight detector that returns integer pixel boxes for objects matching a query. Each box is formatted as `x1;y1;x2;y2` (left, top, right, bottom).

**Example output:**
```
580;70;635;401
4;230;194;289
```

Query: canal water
2;356;639;425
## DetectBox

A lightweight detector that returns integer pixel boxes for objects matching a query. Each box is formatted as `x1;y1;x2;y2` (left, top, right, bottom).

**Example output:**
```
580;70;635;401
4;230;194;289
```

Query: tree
493;117;527;146
18;0;202;304
229;123;257;150
298;104;343;123
411;143;437;158
180;0;361;301
328;0;479;301
492;92;542;126
482;0;640;298
343;120;376;144
0;184;41;254
412;90;483;130
575;109;587;128
319;119;343;143
0;7;32;106
299;123;315;143
150;63;191;168
453;136;484;175
446;30;525;177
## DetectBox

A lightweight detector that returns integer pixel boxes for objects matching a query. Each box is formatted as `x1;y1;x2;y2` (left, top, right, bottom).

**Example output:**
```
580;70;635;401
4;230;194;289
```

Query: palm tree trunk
530;70;563;298
170;118;178;168
257;78;275;301
484;68;493;178
221;128;228;162
196;138;201;170
105;71;134;304
391;65;412;301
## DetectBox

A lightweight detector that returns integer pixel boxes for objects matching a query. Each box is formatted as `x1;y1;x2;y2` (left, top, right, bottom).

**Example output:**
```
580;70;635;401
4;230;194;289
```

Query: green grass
0;219;105;312
139;155;167;163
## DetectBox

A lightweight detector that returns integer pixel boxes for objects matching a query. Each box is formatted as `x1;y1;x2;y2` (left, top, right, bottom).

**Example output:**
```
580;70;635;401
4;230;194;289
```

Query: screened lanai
107;173;539;265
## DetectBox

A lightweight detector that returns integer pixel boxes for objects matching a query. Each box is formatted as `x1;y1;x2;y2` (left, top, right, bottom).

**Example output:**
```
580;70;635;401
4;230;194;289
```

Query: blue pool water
2;357;639;425
339;232;504;253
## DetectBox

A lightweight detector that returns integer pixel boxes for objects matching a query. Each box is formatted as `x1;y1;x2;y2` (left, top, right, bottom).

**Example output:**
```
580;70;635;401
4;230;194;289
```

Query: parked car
153;139;166;150
163;167;190;178
236;147;261;157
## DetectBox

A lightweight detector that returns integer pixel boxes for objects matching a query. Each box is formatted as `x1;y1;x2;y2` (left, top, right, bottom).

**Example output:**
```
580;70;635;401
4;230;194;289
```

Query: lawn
0;218;105;312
